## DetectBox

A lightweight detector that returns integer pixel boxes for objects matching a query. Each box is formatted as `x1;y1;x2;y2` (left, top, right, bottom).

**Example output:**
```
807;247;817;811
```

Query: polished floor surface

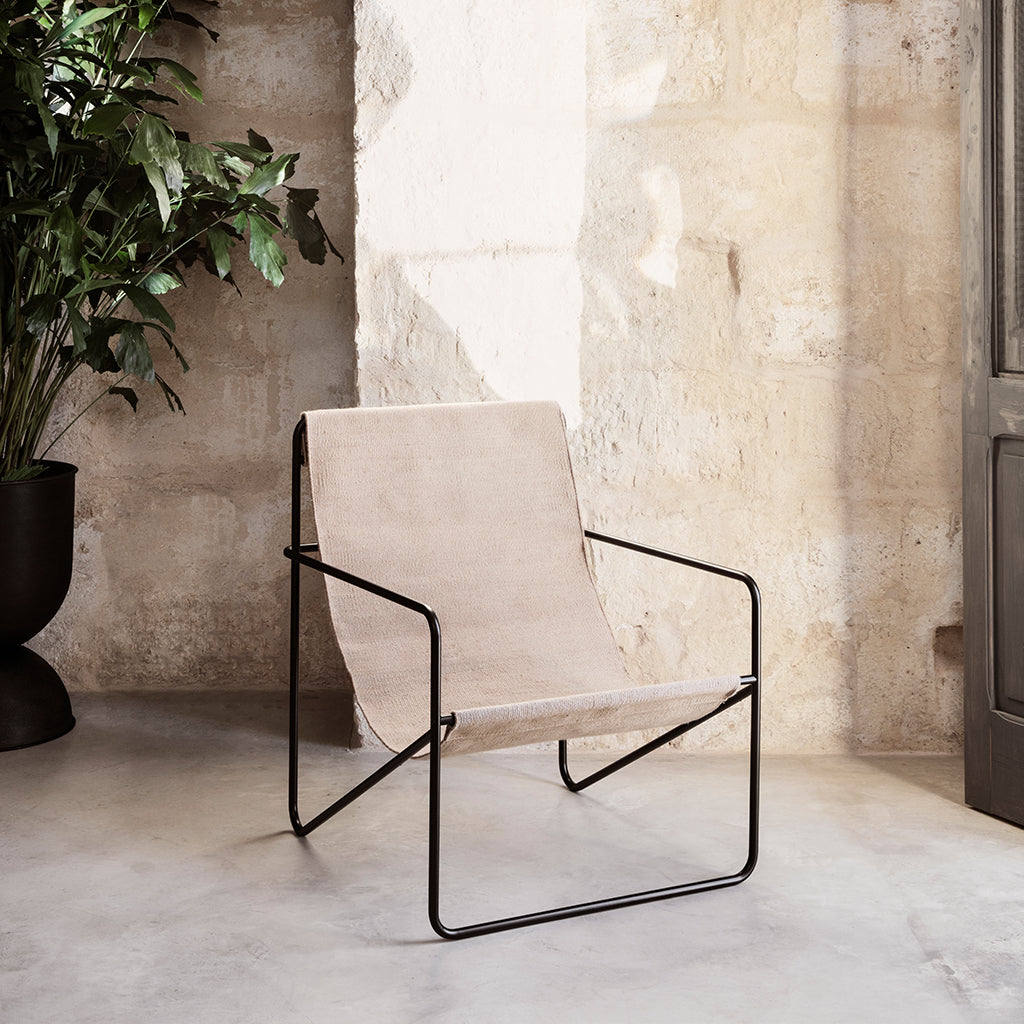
2;692;1023;1023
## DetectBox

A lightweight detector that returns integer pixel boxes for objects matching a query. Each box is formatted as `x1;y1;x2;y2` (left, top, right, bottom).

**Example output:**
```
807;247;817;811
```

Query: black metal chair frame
285;419;761;940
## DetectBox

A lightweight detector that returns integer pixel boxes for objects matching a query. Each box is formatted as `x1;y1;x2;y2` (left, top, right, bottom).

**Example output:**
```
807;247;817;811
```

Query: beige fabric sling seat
285;400;761;940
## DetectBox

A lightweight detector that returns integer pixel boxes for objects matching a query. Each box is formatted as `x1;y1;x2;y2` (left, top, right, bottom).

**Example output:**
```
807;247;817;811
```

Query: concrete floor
2;693;1023;1024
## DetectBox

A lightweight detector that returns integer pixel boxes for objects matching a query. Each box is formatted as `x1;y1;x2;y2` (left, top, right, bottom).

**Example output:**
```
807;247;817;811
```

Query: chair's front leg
287;547;303;834
425;608;455;938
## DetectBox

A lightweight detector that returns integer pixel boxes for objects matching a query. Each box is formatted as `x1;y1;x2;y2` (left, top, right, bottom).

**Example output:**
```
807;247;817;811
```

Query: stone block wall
40;0;962;753
572;0;964;753
579;0;962;752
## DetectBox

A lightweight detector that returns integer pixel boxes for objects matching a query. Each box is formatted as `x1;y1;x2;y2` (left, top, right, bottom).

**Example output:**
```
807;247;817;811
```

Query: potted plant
0;0;340;748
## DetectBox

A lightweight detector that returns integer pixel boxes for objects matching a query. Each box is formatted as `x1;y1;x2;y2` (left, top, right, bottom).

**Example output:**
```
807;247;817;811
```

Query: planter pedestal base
0;647;75;751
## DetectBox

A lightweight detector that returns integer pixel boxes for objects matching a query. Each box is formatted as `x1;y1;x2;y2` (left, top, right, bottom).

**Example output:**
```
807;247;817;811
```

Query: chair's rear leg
560;687;760;877
557;684;754;792
291;724;432;837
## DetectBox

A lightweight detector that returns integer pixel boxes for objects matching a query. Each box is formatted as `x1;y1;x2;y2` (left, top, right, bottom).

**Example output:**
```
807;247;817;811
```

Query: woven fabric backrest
303;401;634;753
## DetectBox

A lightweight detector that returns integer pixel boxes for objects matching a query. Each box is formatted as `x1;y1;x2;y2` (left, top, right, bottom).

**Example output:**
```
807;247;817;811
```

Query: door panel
963;0;1024;827
990;715;1024;823
994;440;1024;714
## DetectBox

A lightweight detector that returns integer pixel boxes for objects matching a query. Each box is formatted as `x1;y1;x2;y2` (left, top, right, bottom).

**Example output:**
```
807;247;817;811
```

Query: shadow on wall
355;255;504;407
279;1;361;741
345;1;965;756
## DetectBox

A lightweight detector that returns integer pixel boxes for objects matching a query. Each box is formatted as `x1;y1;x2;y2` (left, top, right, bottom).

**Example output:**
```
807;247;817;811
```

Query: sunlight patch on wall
636;164;684;288
355;0;587;417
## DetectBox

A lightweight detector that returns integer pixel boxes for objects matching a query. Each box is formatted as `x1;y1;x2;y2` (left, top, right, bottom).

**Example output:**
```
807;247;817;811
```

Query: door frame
961;0;992;812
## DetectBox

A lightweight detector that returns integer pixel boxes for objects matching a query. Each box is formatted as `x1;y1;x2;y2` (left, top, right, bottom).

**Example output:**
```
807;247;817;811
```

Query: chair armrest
583;530;761;684
285;543;438;623
584;530;757;589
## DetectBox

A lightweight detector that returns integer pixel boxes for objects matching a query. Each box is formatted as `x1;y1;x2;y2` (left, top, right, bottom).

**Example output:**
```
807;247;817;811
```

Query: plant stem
38;371;131;461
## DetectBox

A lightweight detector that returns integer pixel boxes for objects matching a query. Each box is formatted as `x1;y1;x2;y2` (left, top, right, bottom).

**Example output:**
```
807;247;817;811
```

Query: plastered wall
39;0;962;753
41;0;356;694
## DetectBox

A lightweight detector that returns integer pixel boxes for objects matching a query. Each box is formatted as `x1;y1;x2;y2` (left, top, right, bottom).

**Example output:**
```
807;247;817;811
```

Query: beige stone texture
577;0;962;753
33;1;962;756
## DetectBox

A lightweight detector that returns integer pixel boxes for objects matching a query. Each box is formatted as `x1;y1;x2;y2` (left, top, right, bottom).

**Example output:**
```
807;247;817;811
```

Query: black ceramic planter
0;461;77;750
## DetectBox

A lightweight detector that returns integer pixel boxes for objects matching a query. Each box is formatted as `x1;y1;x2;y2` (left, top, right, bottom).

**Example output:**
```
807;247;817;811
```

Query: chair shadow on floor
85;689;355;747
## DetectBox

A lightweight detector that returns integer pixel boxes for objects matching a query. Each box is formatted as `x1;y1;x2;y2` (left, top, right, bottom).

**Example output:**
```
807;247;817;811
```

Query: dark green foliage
0;1;340;479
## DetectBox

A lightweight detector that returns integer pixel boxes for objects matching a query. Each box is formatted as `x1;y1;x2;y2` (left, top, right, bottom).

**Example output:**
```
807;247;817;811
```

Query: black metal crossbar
286;417;761;939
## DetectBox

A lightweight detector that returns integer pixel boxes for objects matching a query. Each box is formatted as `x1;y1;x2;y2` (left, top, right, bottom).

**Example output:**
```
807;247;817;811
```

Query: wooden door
963;0;1024;826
